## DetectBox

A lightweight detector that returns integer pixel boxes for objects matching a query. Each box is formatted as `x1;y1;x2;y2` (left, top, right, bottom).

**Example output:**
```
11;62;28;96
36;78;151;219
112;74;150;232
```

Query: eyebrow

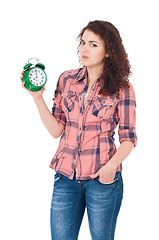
81;39;99;44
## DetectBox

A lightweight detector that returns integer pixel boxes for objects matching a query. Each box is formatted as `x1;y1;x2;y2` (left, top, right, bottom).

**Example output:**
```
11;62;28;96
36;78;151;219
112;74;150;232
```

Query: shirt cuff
119;127;137;147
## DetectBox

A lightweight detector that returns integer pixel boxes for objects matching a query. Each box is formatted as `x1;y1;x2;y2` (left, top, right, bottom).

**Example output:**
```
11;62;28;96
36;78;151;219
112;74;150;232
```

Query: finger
20;70;24;80
42;83;46;90
90;171;99;179
22;81;25;88
41;88;44;94
42;86;46;91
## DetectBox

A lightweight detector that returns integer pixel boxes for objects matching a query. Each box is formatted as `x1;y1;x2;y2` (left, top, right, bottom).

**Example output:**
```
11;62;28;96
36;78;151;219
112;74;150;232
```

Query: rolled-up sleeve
117;84;137;147
52;74;66;127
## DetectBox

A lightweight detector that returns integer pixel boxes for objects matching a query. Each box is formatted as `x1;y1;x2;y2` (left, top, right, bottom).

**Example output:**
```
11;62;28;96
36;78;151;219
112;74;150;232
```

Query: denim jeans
50;171;123;240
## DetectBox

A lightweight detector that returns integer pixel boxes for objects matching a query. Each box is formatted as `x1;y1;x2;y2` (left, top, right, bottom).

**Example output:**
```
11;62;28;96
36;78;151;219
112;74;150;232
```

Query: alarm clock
22;58;47;91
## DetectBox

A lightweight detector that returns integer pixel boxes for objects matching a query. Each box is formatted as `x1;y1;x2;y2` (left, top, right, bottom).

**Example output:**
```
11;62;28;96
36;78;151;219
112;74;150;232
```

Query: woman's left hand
90;161;117;184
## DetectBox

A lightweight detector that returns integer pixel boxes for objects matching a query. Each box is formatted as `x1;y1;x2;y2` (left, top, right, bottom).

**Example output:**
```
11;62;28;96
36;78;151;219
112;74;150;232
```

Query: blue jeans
50;171;123;240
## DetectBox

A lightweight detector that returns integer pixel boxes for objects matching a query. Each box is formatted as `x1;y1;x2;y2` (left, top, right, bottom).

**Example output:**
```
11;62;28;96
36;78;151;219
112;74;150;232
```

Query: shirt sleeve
117;84;137;147
52;73;66;127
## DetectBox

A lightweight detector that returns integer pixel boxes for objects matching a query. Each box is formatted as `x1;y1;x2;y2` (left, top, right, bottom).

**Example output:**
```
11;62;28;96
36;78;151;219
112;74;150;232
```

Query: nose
83;45;88;53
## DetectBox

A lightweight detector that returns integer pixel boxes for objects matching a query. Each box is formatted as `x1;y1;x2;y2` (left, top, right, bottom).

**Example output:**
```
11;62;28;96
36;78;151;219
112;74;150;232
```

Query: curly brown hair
78;20;131;96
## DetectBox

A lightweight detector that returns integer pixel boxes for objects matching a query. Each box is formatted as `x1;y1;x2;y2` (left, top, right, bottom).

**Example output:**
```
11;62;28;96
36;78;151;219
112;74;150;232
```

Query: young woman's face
78;30;107;70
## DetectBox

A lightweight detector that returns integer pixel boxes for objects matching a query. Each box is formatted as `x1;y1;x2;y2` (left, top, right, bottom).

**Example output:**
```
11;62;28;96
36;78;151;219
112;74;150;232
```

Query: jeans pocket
54;172;63;185
94;173;119;188
97;177;118;185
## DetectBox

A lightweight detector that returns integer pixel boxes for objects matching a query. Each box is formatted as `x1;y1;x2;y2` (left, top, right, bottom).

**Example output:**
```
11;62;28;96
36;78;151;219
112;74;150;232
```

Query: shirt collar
76;67;87;82
76;67;102;83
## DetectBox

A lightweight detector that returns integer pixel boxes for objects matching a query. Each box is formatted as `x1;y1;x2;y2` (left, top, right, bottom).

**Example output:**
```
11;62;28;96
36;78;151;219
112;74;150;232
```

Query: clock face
29;67;46;86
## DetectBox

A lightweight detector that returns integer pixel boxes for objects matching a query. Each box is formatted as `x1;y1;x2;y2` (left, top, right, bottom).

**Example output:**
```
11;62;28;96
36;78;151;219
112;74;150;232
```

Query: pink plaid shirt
49;67;137;180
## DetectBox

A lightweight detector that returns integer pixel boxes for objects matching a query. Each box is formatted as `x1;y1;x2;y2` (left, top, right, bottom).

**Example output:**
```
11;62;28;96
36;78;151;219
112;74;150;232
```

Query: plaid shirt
49;67;137;180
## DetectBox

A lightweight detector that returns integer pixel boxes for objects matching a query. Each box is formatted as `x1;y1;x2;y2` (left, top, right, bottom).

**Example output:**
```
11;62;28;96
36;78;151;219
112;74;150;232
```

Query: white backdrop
0;0;159;239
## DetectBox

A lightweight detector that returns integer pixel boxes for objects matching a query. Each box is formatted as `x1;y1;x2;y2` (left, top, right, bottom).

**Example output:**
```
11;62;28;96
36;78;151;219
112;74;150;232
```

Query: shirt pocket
61;91;76;112
92;96;114;120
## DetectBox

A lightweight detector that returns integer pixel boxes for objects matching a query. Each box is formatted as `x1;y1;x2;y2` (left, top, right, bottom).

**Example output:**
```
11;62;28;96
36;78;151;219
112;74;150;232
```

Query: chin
81;62;91;67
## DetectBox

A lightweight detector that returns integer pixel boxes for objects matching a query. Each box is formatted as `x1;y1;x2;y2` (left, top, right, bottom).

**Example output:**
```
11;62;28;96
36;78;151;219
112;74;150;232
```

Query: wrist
34;95;43;104
107;159;118;170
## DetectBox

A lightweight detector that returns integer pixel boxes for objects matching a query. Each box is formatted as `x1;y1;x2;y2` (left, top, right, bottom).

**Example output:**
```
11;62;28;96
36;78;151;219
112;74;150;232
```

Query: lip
81;55;89;59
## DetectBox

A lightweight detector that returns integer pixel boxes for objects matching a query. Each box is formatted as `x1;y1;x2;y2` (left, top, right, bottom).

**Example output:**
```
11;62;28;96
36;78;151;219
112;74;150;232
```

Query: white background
0;0;159;239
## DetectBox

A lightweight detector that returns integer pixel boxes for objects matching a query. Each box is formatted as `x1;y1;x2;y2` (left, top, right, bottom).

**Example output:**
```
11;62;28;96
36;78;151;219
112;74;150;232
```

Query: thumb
90;171;99;179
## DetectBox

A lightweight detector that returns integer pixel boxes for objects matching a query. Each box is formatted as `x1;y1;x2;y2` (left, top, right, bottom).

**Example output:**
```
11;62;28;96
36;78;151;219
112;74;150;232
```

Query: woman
21;20;137;240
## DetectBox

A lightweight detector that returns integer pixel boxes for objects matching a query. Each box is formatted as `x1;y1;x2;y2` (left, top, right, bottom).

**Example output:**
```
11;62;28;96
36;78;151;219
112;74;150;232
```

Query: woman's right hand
20;70;45;100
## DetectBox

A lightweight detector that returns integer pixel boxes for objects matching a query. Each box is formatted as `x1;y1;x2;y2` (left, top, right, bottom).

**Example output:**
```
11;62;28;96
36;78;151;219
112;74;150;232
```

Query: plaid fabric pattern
49;67;137;180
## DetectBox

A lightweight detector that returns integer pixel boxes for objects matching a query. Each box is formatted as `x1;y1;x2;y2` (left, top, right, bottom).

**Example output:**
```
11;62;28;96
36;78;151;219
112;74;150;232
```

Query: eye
80;40;85;45
91;43;97;47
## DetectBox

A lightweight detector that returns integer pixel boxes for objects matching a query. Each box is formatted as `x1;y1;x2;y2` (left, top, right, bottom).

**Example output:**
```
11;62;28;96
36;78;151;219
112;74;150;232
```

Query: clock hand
35;69;38;77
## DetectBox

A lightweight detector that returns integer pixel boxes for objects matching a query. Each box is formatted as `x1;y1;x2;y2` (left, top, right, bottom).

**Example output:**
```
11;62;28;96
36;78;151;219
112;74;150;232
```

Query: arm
91;84;137;183
34;96;65;138
90;141;134;183
109;141;134;168
21;71;65;139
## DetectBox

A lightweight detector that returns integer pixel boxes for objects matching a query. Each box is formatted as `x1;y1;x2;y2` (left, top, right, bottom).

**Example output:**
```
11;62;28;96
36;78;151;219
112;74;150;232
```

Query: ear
106;53;109;58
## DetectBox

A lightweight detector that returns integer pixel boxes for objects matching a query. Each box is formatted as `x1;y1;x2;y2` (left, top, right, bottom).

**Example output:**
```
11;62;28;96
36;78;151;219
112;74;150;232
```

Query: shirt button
78;180;81;184
79;127;82;130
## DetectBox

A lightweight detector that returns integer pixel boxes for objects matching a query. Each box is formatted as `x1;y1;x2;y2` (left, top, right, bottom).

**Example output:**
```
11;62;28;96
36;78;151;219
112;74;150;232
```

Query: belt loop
73;171;76;179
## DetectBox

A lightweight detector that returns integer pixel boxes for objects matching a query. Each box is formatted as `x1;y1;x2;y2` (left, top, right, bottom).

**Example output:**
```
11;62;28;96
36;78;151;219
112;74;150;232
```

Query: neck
86;65;104;84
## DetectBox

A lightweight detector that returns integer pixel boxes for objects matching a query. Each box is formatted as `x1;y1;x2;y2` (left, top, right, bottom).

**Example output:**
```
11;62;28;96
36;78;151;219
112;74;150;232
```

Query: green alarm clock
22;58;47;91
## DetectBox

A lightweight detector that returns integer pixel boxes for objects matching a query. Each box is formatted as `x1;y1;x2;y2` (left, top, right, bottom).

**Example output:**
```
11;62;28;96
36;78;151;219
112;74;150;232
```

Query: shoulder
57;68;82;89
118;82;136;100
59;68;82;80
